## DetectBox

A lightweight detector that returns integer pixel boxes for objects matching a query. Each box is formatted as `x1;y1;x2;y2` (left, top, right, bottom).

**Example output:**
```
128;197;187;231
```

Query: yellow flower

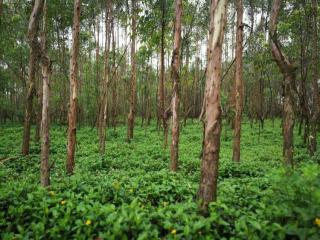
49;191;55;196
314;218;320;227
113;181;120;190
171;229;177;235
60;200;67;205
85;219;92;225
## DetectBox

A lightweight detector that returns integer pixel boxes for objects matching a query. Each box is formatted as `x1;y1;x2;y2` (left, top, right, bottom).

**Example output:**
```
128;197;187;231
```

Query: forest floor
0;120;320;239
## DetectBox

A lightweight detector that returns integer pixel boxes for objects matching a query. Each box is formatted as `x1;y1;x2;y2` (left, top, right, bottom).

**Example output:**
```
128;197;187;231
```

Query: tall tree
21;0;44;156
232;0;244;162
98;0;111;155
127;0;137;141
309;0;319;155
170;0;182;171
159;0;167;147
269;0;295;166
198;0;227;214
66;0;81;175
40;0;50;187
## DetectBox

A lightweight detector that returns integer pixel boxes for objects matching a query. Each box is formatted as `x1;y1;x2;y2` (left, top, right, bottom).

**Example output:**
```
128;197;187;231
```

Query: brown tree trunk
35;72;42;143
198;0;227;214
310;0;320;155
232;0;244;162
0;0;3;18
111;18;117;130
94;12;100;128
22;0;44;156
269;0;295;166
159;0;167;146
127;0;137;141
66;0;81;175
99;1;111;154
170;0;182;172
40;0;50;187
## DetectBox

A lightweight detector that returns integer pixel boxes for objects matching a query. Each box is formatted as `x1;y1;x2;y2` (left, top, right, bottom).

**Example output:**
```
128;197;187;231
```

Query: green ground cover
0;120;319;239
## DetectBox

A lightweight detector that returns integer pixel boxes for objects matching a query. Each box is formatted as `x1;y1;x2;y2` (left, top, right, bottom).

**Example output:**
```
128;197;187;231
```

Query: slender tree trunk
0;0;3;19
170;0;182;172
94;12;100;128
22;0;44;156
198;0;227;214
159;0;167;146
232;0;244;162
66;0;81;175
99;1;111;154
40;0;50;187
35;72;42;143
310;0;320;155
269;0;295;166
127;0;137;141
111;18;117;130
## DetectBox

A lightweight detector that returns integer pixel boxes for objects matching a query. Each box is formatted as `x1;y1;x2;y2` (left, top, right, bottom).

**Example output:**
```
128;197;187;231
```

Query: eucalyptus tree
198;0;228;214
98;0;112;154
66;0;81;175
232;0;244;162
170;0;182;171
309;0;319;155
40;0;51;187
269;0;296;166
22;0;44;156
127;0;137;141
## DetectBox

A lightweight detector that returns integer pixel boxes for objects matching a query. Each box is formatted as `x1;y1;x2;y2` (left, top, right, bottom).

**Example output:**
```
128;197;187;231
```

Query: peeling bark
22;0;44;156
269;0;296;166
198;0;227;214
40;0;50;187
127;0;137;141
170;0;182;171
232;0;244;162
66;0;81;175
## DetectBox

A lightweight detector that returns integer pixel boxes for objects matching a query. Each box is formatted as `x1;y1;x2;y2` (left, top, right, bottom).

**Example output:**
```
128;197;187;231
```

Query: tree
309;0;319;155
40;0;50;187
159;0;167;147
127;0;137;141
22;0;44;156
170;0;182;171
269;0;296;166
66;0;81;175
98;0;111;155
198;0;227;214
232;0;244;162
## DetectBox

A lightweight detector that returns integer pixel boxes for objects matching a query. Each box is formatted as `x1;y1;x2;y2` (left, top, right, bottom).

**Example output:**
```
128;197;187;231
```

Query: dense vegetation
1;0;320;239
1;120;320;239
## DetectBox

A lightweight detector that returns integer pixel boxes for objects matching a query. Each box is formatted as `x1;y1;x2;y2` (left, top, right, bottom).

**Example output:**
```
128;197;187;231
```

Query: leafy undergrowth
0;120;320;239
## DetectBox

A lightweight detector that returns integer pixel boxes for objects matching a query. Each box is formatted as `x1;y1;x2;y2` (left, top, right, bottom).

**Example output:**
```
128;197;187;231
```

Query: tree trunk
66;0;81;175
127;0;137;141
159;0;167;146
269;0;295;166
99;1;111;154
111;19;117;130
232;0;244;162
40;0;50;187
310;0;320;155
22;0;44;156
35;72;42;143
198;0;227;214
170;0;182;172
